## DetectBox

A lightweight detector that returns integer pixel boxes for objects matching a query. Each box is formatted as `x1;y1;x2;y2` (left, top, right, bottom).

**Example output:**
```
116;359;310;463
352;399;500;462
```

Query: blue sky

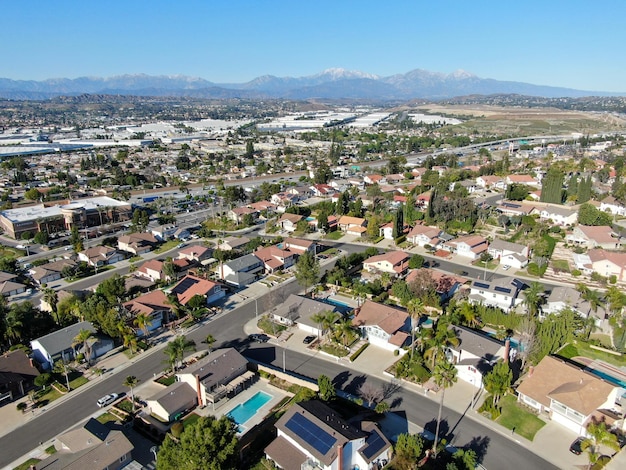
3;0;625;92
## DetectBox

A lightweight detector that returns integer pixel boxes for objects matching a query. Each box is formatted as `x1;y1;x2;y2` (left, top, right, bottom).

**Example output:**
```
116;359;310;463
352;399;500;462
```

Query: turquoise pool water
305;216;316;221
586;368;626;388
323;297;353;313
227;391;272;426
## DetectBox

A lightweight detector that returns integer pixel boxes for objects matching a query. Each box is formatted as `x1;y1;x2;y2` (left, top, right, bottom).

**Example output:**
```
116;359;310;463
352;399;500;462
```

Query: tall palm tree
42;287;59;324
2;311;24;346
581;288;603;316
581;420;620;470
133;313;152;338
72;328;94;366
321;311;340;340
432;357;458;458
123;375;140;412
203;334;216;352
605;286;626;315
164;335;196;371
333;317;356;347
123;332;138;355
522;281;544;316
311;312;327;340
424;322;460;370
407;298;425;358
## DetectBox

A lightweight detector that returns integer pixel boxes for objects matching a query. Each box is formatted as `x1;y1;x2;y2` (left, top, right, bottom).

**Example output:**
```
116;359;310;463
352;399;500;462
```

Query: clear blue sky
2;0;625;92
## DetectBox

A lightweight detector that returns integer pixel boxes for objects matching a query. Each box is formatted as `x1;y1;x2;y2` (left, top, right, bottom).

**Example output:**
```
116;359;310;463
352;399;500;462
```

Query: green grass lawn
496;395;546;440
96;412;118;425
156;375;177;386
183;412;201;427
325;231;344;240
557;340;626;367
154;240;179;254
13;457;41;470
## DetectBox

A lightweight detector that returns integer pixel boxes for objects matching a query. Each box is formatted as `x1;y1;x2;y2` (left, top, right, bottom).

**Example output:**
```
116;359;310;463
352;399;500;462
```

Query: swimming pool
323;297;353;313
486;332;521;351
227;391;273;426
586;368;626;388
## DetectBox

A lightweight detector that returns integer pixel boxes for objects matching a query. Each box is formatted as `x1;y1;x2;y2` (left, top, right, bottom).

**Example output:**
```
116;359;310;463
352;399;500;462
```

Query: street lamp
282;345;288;373
254;297;259;320
150;446;158;462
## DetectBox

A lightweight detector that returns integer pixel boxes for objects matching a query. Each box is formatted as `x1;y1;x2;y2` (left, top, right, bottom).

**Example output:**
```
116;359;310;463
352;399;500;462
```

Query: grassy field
496;395;546;441
557;341;626;367
325;231;344;240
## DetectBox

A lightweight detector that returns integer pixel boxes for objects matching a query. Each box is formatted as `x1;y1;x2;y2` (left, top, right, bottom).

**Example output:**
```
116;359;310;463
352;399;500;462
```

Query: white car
502;265;511;271
97;393;119;408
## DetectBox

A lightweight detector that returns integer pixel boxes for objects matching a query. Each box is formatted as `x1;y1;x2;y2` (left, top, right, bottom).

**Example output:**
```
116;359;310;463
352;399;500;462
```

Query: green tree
393;205;404;239
317;374;336;402
581;419;620;470
123;375;140;412
577;203;613;226
314;163;332;184
408;254;425;269
34;372;52;391
432;358;458;458
203;334;216;352
96;274;126;304
69;226;83;252
156;415;239;470
163;335;196;371
540;168;565;204
483;361;512;405
133;313;152;338
522;281;545;317
24;188;41;201
407;299;425;359
453;448;478;470
294;251;320;296
394;433;425;469
42;287;59;323
72;328;94;366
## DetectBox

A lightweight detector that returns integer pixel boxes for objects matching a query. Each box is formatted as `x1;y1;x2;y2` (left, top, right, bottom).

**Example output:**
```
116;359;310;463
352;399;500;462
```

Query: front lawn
96;412;118;425
496;395;545;441
325;231;344;240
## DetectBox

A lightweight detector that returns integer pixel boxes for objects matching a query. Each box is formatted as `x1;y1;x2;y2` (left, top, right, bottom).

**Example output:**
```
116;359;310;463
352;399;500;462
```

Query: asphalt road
0;261;556;469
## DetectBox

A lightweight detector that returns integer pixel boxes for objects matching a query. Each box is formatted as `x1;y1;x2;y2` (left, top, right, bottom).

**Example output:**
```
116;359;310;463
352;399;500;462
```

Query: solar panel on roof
285;412;337;455
361;430;386;459
171;277;198;294
494;286;512;294
474;282;490;289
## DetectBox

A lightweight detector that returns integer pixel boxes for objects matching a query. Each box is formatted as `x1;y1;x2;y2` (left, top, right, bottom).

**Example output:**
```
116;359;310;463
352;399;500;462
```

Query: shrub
609;275;617;284
571;269;582;277
478;394;501;420
171;422;184;438
350;343;369;362
17;402;27;412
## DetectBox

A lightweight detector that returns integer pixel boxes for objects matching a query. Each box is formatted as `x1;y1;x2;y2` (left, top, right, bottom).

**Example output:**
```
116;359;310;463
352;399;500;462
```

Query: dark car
569;436;585;455
249;334;270;343
303;335;316;344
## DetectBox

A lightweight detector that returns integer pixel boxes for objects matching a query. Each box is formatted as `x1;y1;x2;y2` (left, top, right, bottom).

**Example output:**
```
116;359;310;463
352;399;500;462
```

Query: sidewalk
244;316;585;469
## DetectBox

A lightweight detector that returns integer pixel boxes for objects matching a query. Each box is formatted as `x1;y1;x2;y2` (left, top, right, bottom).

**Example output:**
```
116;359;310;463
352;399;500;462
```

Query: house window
120;455;127;462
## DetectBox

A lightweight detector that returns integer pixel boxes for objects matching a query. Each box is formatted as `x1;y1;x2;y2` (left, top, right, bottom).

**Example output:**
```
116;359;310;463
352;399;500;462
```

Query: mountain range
0;68;620;101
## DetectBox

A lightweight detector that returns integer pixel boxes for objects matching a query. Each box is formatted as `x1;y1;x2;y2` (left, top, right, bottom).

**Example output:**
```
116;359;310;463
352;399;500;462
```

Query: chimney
528;366;534;378
195;374;203;406
504;338;510;363
337;444;343;470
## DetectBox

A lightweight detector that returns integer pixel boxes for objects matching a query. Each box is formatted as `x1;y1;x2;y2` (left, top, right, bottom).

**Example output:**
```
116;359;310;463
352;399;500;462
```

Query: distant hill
0;68;621;100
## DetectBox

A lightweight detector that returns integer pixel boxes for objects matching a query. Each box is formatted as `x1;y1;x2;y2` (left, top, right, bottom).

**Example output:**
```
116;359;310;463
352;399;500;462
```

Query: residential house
265;400;391;470
271;294;341;334
407;224;442;247
310;184;335;197
29;259;77;285
176;348;253;407
416;191;432;209
271;192;301;207
363;251;410;277
146;381;197;423
543;286;608;323
37;418;133;470
228;206;258;224
278;213;303;232
352;300;410;352
118;232;158;255
585;249;626;282
444;235;489;260
516;356;620;435
386;173;404;184
451;179;478;193
506;174;540;187
476;175;505;190
77;245;124;268
0;350;40;405
600;195;626;216
173;227;191;240
488;239;530;269
135;259;169;283
170;275;225;306
151;224;178;241
379;222;394;240
566;225;619;249
496;201;538;217
539;204;577;226
282;238;316;255
338;216;367;233
248;200;277;214
363;174;384;185
405;269;466;301
178;244;213;263
220;254;264;287
31;321;113;370
447;326;507;388
122;289;172;333
255;245;295;273
468;277;526;312
0;279;26;297
218;236;250;251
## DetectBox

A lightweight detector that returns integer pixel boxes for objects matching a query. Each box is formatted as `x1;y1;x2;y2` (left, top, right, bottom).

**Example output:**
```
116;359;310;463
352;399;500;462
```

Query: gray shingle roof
148;381;197;414
32;321;96;356
224;253;262;272
178;348;248;390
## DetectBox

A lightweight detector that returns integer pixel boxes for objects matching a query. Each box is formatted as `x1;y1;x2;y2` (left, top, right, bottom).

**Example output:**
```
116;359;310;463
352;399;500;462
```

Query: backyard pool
227;391;273;427
323;297;353;314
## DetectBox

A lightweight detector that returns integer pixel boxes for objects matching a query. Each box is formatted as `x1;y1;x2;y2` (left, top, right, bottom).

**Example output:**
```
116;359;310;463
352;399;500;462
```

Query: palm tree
522;281;544;316
133;313;152;339
424;321;460;370
2;311;23;346
164;335;196;371
581;288;603;316
42;287;59;324
311;312;327;340
333;318;356;347
123;375;140;412
605;286;626;315
203;334;216;352
321;311;340;340
123;332;138;355
432;357;458;458
457;302;481;328
581;419;620;470
407;298;425;358
72;328;94;366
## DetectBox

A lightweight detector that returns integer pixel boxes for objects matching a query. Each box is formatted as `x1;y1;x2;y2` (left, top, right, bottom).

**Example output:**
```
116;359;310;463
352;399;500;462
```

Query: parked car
97;393;119;408
569;436;585;455
502;265;511;271
249;334;269;343
303;335;316;344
